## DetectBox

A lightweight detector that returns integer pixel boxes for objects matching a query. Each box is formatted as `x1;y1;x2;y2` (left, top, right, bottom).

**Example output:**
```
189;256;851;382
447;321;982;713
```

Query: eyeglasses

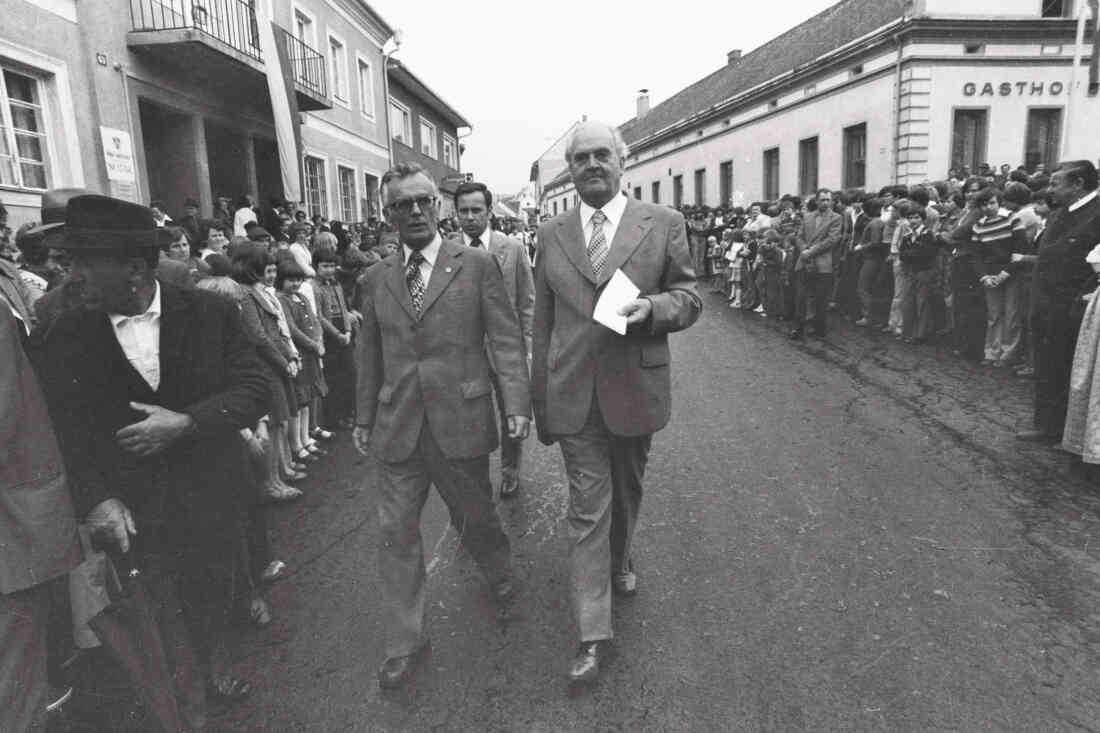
387;195;436;215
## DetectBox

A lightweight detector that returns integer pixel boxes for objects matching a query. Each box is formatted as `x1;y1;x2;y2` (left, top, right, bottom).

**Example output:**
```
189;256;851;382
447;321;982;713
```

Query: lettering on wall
962;81;1065;96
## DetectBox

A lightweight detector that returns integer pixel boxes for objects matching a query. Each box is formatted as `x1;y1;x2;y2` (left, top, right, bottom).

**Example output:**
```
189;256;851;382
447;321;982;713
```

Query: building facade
0;0;457;230
618;0;1100;207
386;58;468;217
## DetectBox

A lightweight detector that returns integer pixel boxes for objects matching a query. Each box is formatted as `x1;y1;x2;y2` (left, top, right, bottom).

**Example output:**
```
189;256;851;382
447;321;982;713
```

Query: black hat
24;188;89;241
63;194;157;251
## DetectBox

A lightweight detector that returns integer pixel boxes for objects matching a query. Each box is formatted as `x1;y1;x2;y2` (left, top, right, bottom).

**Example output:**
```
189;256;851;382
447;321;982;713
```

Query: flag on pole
254;5;302;204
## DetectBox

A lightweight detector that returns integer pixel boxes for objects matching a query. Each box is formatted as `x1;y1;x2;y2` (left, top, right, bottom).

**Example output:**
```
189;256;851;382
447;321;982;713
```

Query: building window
328;35;348;103
1025;108;1063;172
419;119;436;158
799;137;819;197
552;200;558;216
357;58;374;118
651;180;660;204
951;108;988;172
337;164;357;222
362;172;379;219
303;155;328;218
673;174;684;207
633;186;642;200
843;123;867;189
1042;0;1070;18
0;69;49;190
693;168;706;206
442;134;458;169
719;161;733;207
293;10;314;47
389;101;411;145
763;147;780;201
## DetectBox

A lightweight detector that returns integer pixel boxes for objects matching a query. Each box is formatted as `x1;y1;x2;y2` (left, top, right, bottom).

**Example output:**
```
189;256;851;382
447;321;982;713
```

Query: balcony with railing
127;0;331;111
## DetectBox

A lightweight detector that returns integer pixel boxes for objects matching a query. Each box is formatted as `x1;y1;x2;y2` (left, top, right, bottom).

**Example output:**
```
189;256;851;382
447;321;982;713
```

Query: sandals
249;598;272;629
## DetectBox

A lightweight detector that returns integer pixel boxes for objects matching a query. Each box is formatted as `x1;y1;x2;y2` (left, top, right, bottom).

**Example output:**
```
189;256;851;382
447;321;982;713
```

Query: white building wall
916;0;1050;17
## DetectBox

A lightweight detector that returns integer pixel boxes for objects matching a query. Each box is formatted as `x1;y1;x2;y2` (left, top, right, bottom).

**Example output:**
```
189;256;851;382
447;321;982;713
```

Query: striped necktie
587;209;609;278
406;250;426;315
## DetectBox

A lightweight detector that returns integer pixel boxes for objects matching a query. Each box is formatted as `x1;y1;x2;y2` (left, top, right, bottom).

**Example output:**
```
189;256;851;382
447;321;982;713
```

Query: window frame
1041;0;1071;18
419;118;437;159
842;122;868;189
441;133;458;169
693;167;706;206
355;53;375;120
672;174;684;208
292;5;316;48
336;162;358;222
302;152;330;219
327;30;350;107
719;160;733;207
389;99;412;146
950;106;989;173
798;136;819;198
0;66;51;192
1023;106;1063;172
763;147;780;201
651;180;660;204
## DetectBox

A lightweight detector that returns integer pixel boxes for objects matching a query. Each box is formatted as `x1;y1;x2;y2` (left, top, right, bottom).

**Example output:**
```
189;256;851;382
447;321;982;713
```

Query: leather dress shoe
499;474;519;499
612;570;637;597
378;640;431;689
567;641;607;685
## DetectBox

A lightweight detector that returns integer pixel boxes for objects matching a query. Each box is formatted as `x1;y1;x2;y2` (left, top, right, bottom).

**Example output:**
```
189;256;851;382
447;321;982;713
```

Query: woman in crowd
276;257;328;466
197;219;231;261
854;197;887;328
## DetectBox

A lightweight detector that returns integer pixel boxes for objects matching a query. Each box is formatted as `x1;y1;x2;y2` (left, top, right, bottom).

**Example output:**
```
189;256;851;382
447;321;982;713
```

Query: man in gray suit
790;188;843;339
448;181;535;498
532;121;701;685
354;163;531;689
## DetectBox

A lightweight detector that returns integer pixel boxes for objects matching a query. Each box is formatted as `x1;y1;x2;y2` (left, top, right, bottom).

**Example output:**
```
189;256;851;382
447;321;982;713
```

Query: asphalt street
208;291;1100;733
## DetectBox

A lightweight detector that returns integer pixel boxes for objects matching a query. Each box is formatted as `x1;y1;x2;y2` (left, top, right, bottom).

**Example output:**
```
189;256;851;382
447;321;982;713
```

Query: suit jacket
0;303;80;594
795;209;843;273
531;198;701;442
33;284;269;554
1034;195;1100;323
446;230;536;360
355;238;531;463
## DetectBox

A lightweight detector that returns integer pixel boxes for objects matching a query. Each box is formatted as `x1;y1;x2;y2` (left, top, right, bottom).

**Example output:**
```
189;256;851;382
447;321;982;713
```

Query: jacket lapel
157;284;189;396
556;210;596;285
420;239;463;317
599;199;653;286
383;256;417;322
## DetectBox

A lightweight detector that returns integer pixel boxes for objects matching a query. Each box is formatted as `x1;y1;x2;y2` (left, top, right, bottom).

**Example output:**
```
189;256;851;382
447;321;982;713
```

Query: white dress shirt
109;281;162;391
579;192;628;252
463;228;491;249
403;233;443;285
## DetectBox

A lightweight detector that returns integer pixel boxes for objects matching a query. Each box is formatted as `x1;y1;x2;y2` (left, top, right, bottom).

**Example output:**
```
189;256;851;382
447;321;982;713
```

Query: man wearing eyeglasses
353;163;531;690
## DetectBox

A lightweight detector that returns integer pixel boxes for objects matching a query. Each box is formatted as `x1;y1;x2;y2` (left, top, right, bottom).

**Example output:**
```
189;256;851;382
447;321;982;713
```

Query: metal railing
130;0;263;62
284;31;327;99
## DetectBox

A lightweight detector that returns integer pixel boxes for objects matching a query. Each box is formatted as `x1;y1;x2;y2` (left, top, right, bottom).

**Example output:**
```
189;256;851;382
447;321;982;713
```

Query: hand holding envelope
593;269;646;335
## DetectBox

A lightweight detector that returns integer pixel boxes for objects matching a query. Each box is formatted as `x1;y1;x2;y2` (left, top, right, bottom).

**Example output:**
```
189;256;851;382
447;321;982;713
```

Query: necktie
588;210;609;278
470;236;482;248
406;250;426;316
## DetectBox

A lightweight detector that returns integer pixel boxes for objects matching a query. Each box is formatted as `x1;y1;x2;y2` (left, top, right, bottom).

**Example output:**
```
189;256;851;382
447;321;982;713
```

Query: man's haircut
973;187;999;207
380;162;436;205
903;203;927;220
312;246;339;267
453;181;493;210
862;197;883;218
1058;160;1100;192
563;122;629;164
816;187;833;198
149;199;166;211
906;185;930;207
1002;182;1032;207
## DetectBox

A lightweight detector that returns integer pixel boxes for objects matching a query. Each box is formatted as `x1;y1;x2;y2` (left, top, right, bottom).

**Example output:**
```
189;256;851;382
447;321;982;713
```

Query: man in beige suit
532;121;701;685
353;163;531;689
448;181;535;498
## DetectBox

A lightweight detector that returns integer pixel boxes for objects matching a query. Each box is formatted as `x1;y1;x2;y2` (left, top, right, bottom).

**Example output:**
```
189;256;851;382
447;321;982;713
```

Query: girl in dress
725;229;746;307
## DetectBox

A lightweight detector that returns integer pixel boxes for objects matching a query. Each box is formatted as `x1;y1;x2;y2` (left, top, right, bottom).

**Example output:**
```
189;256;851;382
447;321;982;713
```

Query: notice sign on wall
100;126;136;183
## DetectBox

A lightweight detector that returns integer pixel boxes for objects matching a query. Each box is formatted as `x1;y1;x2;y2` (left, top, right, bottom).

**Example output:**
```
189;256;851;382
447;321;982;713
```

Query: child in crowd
759;229;785;318
314;247;361;430
707;235;725;293
277;258;328;465
897;204;940;343
726;229;747;307
739;230;760;311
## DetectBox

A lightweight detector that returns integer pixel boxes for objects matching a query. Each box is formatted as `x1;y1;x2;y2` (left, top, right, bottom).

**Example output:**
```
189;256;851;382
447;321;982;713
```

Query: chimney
636;89;650;120
727;49;742;65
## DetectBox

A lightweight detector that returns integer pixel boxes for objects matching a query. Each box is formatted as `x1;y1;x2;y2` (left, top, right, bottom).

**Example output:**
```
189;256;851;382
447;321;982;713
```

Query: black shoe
567;641;607;685
378;640;431;689
499;474;519;499
788;328;804;340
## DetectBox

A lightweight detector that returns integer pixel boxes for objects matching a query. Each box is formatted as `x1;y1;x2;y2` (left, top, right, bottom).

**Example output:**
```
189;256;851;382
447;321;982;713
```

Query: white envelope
593;269;641;335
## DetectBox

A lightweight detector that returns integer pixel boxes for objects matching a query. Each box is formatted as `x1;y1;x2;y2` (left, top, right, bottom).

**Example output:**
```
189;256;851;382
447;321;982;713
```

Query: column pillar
191;115;212;216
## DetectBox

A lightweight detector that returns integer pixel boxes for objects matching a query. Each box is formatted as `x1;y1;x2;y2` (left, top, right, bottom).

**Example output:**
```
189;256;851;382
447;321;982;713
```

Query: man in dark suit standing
532;120;701;685
448;180;536;498
1017;160;1100;442
790;188;843;339
34;195;270;713
353;163;530;690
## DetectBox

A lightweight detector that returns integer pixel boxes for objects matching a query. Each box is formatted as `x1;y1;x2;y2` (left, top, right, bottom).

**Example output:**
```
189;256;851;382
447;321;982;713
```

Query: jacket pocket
461;378;493;399
378;384;395;404
640;341;669;368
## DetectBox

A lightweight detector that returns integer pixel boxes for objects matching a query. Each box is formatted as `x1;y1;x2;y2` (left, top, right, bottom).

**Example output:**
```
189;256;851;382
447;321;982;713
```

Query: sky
366;0;842;195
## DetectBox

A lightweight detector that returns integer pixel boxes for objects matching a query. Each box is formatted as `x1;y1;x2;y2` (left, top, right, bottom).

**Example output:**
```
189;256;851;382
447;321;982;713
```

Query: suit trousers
490;369;522;484
900;268;938;340
377;425;512;657
557;396;652;642
887;259;912;333
0;583;49;733
857;255;886;324
1032;310;1082;437
796;272;833;334
983;279;1024;363
322;340;356;425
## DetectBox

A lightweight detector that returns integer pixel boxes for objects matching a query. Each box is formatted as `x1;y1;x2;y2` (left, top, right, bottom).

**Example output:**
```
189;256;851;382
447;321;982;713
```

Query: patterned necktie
406;250;426;316
587;210;609;278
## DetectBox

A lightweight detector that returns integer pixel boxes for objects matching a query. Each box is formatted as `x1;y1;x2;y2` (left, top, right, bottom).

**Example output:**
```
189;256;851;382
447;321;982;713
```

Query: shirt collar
579;192;628;230
109;281;161;327
1069;190;1098;213
404;234;443;268
462;227;490;248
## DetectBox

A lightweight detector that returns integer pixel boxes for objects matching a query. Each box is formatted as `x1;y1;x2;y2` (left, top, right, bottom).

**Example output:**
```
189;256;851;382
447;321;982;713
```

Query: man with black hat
33;194;270;711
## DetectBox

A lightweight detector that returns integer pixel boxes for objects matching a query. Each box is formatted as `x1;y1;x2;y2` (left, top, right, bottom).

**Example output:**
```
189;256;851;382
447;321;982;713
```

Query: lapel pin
445;266;452;273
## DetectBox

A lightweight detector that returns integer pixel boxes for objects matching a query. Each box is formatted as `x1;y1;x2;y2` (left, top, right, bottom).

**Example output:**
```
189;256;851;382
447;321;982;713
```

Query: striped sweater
971;209;1017;272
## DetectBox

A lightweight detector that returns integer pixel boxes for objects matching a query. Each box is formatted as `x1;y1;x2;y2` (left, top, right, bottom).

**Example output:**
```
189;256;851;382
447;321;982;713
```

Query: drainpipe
890;33;903;186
